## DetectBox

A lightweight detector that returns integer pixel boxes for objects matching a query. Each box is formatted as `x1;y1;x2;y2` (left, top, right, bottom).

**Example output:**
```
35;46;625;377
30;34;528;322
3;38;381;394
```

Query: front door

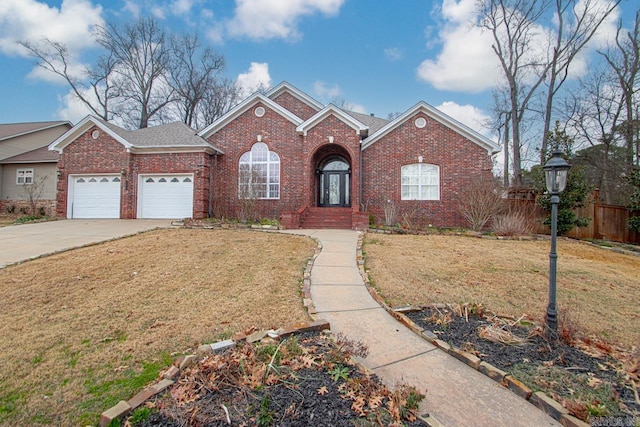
318;158;350;207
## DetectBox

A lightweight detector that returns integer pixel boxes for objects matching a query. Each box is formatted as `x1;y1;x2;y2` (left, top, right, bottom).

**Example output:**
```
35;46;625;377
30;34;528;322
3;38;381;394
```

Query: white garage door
70;175;121;218
139;175;194;219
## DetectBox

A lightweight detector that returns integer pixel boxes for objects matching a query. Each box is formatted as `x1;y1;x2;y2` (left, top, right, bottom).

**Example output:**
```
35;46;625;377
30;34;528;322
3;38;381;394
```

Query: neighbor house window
17;168;34;185
401;163;440;200
238;142;280;199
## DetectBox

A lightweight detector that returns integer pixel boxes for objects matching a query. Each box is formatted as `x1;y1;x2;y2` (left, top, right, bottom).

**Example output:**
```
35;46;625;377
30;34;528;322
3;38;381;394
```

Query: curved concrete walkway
283;229;560;427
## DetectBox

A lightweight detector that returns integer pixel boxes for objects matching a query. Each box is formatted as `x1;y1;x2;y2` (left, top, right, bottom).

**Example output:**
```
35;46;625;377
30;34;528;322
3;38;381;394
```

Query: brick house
49;82;499;228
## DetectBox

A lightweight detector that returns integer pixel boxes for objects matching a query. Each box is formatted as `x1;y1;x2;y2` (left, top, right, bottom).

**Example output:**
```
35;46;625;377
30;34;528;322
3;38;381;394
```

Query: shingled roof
50;115;223;154
343;111;390;135
0;121;71;141
0;146;59;164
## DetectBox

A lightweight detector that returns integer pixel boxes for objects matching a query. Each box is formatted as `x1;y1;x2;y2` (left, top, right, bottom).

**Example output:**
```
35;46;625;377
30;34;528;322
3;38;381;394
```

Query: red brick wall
56;126;130;218
207;105;363;220
271;92;319;121
207;102;305;219
132;152;210;219
361;112;494;228
57;125;209;219
304;115;362;209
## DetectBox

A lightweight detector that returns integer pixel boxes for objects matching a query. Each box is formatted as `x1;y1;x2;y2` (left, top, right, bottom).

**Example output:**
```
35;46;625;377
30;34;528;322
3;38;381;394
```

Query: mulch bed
132;332;427;426
406;305;640;424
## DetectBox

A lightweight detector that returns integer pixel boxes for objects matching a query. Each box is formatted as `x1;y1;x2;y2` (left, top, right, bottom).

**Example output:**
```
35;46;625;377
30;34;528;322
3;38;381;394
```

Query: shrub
492;210;532;236
458;179;504;231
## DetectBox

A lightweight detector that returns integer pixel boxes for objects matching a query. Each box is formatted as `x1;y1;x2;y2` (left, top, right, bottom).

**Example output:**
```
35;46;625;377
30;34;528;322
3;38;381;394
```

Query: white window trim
17;168;34;185
238;142;280;200
401;163;440;201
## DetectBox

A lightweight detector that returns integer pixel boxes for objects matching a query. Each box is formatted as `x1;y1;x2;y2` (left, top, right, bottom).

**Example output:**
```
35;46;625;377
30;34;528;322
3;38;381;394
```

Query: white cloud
313;81;341;99
122;0;141;20
384;47;403;61
171;0;199;16
235;62;272;97
440;0;476;23
417;7;500;93
151;6;166;20
56;89;96;124
227;0;344;40
417;24;499;92
435;101;492;138
0;0;103;57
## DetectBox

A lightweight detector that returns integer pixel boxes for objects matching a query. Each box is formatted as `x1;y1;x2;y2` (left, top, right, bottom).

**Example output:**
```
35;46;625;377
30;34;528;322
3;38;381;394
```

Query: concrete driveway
0;219;172;268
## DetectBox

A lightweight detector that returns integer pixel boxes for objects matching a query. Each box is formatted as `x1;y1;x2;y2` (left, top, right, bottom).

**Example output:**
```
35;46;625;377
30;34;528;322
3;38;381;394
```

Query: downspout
208;153;217;218
359;134;364;211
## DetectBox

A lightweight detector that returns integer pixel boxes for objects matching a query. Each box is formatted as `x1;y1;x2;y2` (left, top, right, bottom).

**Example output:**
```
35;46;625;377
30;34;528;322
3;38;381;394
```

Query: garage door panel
139;175;193;219
71;176;121;219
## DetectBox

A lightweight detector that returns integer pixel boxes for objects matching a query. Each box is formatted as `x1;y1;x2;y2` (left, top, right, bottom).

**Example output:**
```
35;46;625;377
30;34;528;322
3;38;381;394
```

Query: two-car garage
68;174;194;219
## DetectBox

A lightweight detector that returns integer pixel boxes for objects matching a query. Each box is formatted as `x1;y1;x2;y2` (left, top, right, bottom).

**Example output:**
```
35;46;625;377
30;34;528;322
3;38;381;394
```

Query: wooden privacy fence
506;190;640;245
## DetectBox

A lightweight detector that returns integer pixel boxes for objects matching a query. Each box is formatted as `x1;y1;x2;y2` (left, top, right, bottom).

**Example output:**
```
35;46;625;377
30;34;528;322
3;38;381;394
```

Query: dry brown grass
0;228;315;426
364;234;640;349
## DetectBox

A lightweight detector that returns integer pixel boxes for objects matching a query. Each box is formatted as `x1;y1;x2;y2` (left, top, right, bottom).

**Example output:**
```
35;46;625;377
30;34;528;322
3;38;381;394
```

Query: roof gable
198;93;303;139
49;116;132;153
361;102;500;155
0;121;71;142
296;104;369;136
49;116;221;154
267;82;324;111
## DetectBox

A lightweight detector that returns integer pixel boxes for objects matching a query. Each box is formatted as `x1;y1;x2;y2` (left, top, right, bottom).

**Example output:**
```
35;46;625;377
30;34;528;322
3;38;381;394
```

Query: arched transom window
401;163;440;200
238;142;280;199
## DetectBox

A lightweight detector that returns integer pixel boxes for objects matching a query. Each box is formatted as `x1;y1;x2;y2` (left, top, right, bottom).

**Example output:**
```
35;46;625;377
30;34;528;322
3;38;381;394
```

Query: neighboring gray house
0;121;71;215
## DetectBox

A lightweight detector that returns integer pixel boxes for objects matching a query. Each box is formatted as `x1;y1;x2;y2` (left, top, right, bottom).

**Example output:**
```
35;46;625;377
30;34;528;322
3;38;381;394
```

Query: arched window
238;142;280;199
401;163;440;200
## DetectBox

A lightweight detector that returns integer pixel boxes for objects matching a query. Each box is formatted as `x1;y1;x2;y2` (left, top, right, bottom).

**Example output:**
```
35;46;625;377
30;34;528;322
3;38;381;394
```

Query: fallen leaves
137;333;425;425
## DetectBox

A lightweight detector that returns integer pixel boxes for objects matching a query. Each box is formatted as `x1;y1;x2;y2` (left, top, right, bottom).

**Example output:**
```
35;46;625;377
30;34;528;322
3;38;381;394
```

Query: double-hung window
401;163;440;200
17;168;34;185
238;143;280;199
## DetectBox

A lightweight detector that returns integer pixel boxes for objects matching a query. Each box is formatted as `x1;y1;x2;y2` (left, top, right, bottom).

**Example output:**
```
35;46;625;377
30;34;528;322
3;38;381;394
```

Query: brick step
300;207;353;229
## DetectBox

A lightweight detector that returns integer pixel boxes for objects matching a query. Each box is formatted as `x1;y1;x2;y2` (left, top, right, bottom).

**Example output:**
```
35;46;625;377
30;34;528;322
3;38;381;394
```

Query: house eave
48;115;133;154
296;104;369;136
361;102;500;155
128;145;222;155
198;93;303;139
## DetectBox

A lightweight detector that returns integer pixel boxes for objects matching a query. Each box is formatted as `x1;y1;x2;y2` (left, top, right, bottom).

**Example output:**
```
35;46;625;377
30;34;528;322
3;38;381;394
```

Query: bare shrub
236;166;263;222
400;201;423;230
383;199;398;226
491;209;533;236
458;179;504;231
20;176;47;216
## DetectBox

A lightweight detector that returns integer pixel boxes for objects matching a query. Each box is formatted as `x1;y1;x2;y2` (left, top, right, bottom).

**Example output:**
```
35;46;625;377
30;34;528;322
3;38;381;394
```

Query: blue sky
0;0;633;139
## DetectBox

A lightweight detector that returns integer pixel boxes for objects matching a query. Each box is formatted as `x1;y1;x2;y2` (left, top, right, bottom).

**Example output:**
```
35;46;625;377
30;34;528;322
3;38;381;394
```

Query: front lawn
0;228;315;426
363;234;640;349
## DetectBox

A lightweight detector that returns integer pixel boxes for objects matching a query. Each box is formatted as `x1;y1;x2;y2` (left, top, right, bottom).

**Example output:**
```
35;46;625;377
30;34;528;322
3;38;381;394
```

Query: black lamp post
542;149;571;336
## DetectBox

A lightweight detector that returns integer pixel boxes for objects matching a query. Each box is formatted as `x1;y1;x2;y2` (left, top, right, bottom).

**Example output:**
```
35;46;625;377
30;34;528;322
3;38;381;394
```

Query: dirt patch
407;306;639;423
133;332;425;427
0;228;316;426
363;234;640;349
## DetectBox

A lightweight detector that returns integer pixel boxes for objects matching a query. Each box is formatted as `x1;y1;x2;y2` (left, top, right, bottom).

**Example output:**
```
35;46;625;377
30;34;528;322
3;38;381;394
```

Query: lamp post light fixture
542;149;571;336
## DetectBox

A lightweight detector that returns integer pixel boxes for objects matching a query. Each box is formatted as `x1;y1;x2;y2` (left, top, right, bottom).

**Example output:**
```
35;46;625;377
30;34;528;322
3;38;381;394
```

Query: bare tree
168;34;225;128
600;10;640;172
20;17;239;130
95;17;174;129
199;78;242;127
479;0;550;187
19;38;117;121
539;0;622;163
479;0;621;185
